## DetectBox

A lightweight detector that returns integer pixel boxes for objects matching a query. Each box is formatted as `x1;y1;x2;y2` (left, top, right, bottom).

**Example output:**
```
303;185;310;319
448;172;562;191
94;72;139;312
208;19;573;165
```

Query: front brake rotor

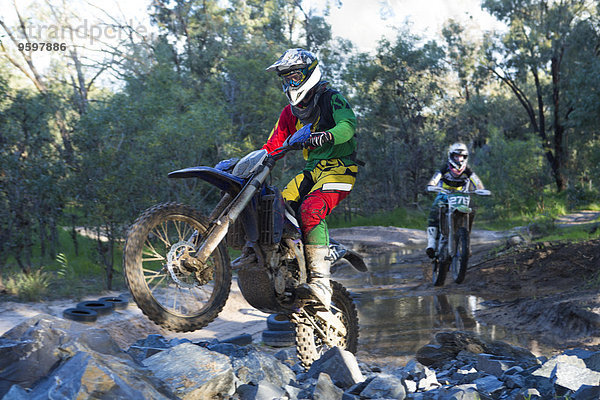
166;240;197;288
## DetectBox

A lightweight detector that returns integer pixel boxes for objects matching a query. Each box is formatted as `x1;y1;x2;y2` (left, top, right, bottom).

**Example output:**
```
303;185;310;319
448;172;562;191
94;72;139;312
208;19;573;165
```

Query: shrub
5;269;52;301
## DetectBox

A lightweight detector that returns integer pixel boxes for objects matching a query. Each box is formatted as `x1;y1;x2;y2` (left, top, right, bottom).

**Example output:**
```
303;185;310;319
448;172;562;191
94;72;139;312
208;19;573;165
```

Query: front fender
168;167;245;196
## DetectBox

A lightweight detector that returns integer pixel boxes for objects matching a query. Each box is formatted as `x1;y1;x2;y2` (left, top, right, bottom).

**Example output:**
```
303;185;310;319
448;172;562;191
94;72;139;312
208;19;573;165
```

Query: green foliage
475;127;550;219
329;207;427;230
5;269;53;302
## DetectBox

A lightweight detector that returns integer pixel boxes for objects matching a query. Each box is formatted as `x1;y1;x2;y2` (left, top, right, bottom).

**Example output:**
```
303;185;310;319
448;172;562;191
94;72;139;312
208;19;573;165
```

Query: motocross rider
261;48;359;309
425;142;485;258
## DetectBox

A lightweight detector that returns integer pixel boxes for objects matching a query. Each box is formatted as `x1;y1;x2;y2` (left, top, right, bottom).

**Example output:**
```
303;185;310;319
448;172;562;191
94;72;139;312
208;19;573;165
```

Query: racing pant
282;159;358;245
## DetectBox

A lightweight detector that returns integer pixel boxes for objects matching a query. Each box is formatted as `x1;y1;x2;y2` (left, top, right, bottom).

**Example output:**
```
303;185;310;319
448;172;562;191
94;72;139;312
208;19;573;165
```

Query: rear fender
168;167;245;196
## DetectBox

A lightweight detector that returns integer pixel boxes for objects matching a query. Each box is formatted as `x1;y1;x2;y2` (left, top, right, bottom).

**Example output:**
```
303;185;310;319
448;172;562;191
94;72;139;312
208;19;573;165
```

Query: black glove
304;131;333;148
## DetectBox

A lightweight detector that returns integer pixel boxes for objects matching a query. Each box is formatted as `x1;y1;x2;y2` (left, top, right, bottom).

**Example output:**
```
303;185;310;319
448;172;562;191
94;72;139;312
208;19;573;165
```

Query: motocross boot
329;240;347;264
426;227;438;259
300;244;333;309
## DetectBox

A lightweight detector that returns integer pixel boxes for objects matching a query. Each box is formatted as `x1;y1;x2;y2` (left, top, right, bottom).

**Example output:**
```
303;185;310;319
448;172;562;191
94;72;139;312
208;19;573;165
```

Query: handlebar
268;123;313;160
427;185;491;196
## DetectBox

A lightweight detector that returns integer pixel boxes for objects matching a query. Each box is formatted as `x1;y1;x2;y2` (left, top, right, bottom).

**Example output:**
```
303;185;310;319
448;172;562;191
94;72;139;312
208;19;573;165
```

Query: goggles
279;68;306;89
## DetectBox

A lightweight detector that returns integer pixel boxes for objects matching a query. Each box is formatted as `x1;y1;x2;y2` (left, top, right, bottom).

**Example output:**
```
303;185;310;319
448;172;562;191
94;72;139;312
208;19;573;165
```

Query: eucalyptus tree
344;28;446;209
481;0;599;193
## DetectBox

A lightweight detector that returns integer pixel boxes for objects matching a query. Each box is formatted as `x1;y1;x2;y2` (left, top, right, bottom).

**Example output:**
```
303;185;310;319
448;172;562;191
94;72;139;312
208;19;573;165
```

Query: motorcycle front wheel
123;202;232;332
432;241;449;287
451;227;469;284
295;281;359;369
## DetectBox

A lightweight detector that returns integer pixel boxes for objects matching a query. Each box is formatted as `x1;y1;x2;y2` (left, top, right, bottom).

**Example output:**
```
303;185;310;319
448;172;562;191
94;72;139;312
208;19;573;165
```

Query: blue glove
304;131;333;148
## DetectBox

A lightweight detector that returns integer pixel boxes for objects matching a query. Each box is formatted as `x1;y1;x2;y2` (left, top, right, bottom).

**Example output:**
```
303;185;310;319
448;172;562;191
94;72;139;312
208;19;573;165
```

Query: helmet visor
452;153;467;163
280;69;306;89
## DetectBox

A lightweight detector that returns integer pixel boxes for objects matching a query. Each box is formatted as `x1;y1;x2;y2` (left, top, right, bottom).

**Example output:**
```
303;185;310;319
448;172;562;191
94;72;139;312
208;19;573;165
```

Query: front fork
194;163;272;264
443;209;470;259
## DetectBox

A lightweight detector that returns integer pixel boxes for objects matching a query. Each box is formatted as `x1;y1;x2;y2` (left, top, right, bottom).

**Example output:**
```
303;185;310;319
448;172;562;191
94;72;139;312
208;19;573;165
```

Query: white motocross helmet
447;142;469;175
266;48;322;106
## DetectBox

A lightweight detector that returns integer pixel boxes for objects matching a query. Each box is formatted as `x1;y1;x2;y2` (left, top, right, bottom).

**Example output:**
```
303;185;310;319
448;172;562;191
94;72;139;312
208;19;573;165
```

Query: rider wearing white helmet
425;143;485;258
262;48;360;309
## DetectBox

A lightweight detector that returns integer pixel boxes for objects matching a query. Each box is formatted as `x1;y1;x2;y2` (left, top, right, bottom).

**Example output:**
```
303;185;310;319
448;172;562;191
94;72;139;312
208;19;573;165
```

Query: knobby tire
432;241;449;287
123;202;231;332
451;227;469;284
295;281;359;369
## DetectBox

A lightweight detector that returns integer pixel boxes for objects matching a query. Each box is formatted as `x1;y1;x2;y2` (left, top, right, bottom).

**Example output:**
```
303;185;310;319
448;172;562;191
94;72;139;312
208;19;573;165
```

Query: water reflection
332;249;544;367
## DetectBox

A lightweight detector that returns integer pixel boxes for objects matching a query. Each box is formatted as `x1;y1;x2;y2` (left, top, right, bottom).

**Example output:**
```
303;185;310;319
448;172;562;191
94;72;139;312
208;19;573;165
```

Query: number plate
448;194;470;207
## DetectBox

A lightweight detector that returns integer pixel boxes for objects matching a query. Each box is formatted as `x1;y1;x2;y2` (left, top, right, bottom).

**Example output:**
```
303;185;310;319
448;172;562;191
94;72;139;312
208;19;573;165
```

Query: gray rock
417;366;439;391
274;347;300;368
564;349;600;372
532;354;587;378
403;379;417;393
228;345;295;387
134;334;170;348
451;366;481;384
284;384;303;400
168;338;192;347
127;345;168;363
473;375;504;395
345;377;373;396
143;342;236;398
476;353;515;377
0;314;128;397
255;380;287;400
437;384;479;400
397;359;428;380
416;344;457;368
523;375;555;397
503;373;526;389
307;347;364;389
313;373;343;400
1;385;30;400
18;351;173;399
502;365;524;376
360;374;406;399
551;362;600;392
221;333;253;346
572;384;600;400
236;383;258;399
455;350;479;365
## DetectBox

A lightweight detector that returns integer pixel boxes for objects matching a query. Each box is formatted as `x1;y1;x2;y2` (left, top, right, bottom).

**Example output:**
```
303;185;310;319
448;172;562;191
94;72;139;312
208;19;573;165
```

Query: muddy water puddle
332;248;551;368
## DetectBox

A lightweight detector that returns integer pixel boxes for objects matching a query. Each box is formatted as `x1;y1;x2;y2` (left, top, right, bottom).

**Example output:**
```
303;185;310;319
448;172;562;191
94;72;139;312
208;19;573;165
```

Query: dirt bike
427;186;491;286
122;124;367;368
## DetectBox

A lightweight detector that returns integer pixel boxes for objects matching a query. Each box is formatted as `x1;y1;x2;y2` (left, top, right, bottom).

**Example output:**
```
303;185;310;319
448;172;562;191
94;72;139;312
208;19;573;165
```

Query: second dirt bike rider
261;48;359;309
425;143;485;258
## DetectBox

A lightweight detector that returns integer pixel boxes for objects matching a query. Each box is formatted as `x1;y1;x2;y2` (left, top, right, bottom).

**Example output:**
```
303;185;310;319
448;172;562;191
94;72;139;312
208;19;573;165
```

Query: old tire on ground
123;202;231;332
98;296;129;310
63;307;98;322
267;313;295;332
295;280;359;369
262;330;296;347
76;300;115;315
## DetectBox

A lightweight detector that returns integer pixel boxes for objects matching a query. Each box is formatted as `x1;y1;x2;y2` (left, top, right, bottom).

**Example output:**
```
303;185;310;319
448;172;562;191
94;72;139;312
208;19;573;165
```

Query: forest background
1;0;599;294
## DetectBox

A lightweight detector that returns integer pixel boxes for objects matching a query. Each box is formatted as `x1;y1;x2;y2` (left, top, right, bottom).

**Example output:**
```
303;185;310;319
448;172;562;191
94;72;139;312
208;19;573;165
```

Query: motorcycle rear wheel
123;202;231;332
295;281;359;369
451;227;469;284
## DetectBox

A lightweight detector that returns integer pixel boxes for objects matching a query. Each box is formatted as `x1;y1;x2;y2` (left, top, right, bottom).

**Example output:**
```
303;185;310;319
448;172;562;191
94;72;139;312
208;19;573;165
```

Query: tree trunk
551;53;567;192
